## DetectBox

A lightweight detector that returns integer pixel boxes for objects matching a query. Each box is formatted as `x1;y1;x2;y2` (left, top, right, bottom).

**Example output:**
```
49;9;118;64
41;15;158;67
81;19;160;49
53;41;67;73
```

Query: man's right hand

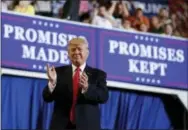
47;64;57;90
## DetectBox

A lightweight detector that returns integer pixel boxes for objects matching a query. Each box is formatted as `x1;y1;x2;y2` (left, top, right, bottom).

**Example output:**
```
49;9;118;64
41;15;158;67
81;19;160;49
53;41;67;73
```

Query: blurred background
1;0;188;38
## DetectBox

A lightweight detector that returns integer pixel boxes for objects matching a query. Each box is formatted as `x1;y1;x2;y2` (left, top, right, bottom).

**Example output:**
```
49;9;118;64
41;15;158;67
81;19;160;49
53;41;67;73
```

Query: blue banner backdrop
2;11;188;90
2;12;97;71
97;29;188;90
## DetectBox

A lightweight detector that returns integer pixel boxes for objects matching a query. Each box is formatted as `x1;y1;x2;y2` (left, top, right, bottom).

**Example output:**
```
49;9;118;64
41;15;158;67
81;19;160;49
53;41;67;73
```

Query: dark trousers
65;121;76;130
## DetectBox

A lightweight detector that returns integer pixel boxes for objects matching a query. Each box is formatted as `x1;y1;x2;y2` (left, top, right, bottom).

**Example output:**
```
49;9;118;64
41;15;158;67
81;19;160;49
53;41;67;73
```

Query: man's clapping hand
47;64;57;90
79;72;89;92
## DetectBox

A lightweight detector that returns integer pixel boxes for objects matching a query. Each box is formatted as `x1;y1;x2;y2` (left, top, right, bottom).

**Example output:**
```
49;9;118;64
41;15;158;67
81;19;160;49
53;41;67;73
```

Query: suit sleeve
42;83;58;102
83;70;109;104
42;68;61;102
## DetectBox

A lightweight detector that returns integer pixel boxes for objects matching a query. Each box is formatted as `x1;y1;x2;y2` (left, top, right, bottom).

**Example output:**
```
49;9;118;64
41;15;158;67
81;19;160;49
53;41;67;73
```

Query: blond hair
68;37;89;49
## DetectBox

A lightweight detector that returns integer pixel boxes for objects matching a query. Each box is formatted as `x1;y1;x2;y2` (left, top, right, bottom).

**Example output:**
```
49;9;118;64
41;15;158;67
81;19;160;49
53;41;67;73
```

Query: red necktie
70;67;80;123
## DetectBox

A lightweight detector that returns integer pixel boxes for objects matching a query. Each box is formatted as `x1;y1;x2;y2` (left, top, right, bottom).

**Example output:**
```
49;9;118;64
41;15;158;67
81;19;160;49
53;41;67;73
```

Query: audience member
128;7;150;30
91;4;113;29
5;0;188;38
163;24;173;36
120;18;136;32
13;0;35;15
150;16;163;34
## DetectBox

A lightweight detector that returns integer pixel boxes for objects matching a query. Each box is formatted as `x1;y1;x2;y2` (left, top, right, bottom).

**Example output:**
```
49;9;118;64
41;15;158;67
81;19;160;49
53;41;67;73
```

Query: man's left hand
79;72;89;92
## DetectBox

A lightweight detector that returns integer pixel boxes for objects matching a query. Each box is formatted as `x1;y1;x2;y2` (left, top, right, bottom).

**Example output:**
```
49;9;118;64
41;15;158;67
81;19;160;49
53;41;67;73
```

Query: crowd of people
2;0;188;38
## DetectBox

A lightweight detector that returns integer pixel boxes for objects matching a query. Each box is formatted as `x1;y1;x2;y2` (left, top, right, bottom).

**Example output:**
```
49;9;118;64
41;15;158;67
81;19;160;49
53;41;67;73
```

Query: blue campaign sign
97;29;188;90
126;0;168;17
1;12;97;72
2;11;188;90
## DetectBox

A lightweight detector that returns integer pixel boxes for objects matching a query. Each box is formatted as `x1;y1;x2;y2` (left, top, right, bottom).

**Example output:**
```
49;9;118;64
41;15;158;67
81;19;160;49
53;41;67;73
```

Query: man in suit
43;37;109;130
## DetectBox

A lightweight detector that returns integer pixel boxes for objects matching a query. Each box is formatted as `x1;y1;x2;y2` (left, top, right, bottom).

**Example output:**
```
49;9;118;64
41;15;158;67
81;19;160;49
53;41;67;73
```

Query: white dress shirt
49;63;87;93
72;63;86;78
72;63;87;93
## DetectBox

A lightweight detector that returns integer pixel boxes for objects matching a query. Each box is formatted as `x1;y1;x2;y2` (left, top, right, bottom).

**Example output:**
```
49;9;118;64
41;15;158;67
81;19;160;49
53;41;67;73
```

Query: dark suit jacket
43;65;109;130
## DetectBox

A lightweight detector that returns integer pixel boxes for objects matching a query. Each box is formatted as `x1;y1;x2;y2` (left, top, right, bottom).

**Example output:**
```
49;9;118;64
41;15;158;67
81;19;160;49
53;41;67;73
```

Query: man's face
68;40;89;67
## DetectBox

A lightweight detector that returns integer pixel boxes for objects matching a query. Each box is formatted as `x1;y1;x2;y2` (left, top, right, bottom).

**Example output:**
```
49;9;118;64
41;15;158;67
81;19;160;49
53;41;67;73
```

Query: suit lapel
84;65;92;83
